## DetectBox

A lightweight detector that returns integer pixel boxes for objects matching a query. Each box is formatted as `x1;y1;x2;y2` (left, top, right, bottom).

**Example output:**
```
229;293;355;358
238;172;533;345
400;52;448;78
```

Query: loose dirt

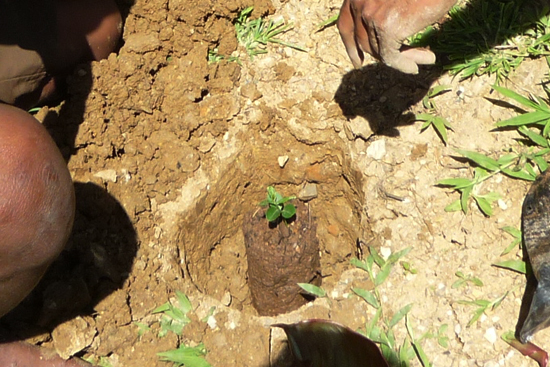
1;0;548;366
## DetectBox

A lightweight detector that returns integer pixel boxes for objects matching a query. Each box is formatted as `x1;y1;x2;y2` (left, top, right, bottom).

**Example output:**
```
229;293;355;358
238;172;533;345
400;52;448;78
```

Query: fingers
337;0;364;68
400;47;436;65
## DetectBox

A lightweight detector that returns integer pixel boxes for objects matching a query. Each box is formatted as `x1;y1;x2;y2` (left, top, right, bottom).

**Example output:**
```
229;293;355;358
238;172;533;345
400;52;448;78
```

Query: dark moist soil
244;201;321;316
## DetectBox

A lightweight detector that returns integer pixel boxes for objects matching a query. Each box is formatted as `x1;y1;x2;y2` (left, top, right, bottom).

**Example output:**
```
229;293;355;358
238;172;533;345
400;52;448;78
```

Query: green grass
351;247;445;367
410;0;550;82
437;80;550;217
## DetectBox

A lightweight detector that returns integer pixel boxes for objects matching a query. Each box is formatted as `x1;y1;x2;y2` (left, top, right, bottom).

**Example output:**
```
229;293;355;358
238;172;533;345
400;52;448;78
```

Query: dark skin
0;0;121;365
337;0;457;74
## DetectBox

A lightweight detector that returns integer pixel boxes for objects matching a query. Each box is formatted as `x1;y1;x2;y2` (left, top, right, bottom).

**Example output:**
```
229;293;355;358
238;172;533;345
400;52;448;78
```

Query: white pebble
278;155;289;168
366;139;386;160
484;327;498;344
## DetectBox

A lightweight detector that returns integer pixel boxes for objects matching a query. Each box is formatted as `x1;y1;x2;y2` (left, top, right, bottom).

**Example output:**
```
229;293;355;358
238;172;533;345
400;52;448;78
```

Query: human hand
337;0;456;74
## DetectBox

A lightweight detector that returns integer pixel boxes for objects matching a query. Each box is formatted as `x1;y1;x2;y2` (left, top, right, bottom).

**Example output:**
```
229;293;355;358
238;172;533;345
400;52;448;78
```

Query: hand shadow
334;0;548;136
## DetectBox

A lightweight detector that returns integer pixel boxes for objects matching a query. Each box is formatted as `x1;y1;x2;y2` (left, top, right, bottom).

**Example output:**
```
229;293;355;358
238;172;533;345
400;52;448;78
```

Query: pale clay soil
2;0;549;366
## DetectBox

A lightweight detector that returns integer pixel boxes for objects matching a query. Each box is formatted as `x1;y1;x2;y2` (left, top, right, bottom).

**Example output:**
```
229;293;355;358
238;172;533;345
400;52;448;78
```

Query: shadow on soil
0;182;137;340
335;0;548;136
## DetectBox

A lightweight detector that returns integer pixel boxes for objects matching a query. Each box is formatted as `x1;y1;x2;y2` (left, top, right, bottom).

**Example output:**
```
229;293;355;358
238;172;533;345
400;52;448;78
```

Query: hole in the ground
177;131;371;316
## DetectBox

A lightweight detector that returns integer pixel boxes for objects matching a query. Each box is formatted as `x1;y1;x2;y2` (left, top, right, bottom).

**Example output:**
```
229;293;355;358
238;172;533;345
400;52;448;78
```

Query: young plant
235;7;306;59
152;291;212;367
297;283;327;298
351;246;440;366
457;291;509;327
437;83;550;216
152;290;193;337
416;85;453;145
452;271;483;289
491;226;527;274
259;186;296;223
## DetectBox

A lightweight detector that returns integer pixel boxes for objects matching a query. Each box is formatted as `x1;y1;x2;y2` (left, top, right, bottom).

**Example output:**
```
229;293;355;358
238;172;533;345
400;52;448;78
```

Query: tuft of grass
416;85;453;145
351;246;444;366
452;271;483;289
437;81;550;216
235;6;306;59
151;291;212;367
410;0;550;82
457;291;510;327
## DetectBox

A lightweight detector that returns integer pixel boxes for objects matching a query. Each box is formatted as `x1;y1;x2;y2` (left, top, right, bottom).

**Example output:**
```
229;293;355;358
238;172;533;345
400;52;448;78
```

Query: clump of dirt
244;201;321;316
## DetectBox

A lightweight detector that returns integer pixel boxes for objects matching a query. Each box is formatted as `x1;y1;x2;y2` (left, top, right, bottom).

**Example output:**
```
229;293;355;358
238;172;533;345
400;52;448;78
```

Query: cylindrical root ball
0;104;75;318
244;201;321;316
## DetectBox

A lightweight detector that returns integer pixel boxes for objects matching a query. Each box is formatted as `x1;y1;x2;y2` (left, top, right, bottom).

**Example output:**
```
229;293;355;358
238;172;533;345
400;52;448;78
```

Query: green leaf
175;291;193;314
375;265;392;286
519;126;549;147
492;260;526;274
501;167;537;181
432;117;449;145
369;246;386;268
157;344;211;367
297;283;326;297
460;186;472;214
352;287;380;309
258;199;269;207
415;113;435;121
281;204;296;219
473;195;493;216
455;149;500;171
492;84;540;110
266;205;280;222
351;258;370;273
389;304;413;329
437;178;473;189
387;247;412;265
502;226;521;238
428;85;452;97
444;199;462;212
496;110;550;127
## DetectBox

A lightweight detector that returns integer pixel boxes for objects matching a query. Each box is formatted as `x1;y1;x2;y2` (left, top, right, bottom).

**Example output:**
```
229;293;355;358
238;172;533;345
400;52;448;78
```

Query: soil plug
244;187;320;315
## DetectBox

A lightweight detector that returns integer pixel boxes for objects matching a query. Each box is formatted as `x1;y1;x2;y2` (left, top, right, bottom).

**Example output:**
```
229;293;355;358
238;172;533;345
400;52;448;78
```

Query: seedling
158;344;211;367
416;85;453;145
452;271;483;289
317;13;339;31
351;246;441;366
259;186;296;223
235;7;306;59
500;226;522;256
437;83;550;216
297;283;327;298
457;291;509;327
491;226;527;274
152;291;212;367
152;290;192;337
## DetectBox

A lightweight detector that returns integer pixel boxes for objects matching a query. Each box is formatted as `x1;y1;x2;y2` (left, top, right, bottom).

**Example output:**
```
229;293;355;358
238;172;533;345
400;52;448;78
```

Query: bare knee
0;104;75;317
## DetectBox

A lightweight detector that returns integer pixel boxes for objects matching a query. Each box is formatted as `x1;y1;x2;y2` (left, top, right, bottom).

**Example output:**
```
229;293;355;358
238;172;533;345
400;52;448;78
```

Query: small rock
221;292;232;306
278;155;289;168
52;316;97;359
94;169;117;183
366;139;386;160
379;246;391;260
484;327;498;344
298;183;318;201
327;224;339;236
